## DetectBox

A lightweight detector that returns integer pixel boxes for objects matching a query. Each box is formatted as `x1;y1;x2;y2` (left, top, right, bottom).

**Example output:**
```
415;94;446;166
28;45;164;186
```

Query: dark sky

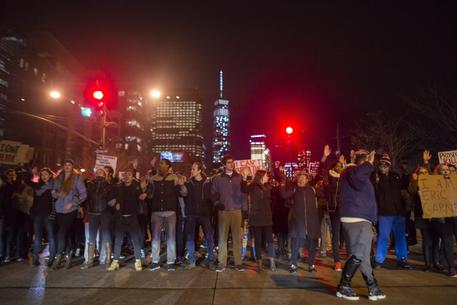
2;1;457;161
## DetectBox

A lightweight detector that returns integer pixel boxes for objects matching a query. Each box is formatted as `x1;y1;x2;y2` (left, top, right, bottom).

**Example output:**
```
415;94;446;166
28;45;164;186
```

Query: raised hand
323;145;331;158
423;150;432;163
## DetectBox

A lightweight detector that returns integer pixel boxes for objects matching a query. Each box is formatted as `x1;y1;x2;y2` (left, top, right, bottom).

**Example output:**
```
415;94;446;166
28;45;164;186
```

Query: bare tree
351;112;417;169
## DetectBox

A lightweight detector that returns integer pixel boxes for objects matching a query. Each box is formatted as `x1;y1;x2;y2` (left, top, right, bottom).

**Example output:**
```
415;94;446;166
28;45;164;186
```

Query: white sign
234;159;263;177
438;150;457;166
0;140;34;165
95;154;118;174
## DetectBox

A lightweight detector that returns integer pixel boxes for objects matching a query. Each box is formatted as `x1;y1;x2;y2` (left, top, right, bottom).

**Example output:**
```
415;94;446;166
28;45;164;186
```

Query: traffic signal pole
101;104;107;150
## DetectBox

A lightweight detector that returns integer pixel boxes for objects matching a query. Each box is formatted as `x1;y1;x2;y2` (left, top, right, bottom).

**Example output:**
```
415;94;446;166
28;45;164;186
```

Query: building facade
212;71;230;165
150;90;205;160
249;134;270;170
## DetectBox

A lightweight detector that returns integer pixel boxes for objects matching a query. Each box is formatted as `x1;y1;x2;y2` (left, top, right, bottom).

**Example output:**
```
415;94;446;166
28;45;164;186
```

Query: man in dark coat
336;150;386;301
280;171;322;273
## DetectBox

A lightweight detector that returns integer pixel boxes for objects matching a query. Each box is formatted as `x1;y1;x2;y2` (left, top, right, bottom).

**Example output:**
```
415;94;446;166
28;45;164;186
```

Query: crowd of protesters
0;147;456;301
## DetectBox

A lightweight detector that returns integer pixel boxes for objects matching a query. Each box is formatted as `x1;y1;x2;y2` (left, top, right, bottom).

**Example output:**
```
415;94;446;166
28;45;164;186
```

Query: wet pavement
0;250;456;305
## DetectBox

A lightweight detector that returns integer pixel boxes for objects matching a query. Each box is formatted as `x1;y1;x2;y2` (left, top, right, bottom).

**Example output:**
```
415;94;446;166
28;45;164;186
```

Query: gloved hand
242;210;249;221
215;203;225;211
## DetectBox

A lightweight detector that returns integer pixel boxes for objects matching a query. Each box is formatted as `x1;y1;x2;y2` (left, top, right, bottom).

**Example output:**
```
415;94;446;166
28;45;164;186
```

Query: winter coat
375;171;405;216
271;186;289;234
211;172;248;211
184;176;213;217
52;173;87;214
150;173;187;212
86;177;115;214
241;181;273;227
340;162;377;223
30;181;54;218
280;184;322;239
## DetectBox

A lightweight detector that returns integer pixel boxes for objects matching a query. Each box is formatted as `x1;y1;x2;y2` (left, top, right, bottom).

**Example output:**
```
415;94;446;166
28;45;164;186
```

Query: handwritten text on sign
418;175;457;219
438;150;457;166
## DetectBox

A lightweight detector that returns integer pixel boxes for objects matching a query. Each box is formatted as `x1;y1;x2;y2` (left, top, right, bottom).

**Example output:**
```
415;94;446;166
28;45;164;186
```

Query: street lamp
49;90;62;99
149;89;161;99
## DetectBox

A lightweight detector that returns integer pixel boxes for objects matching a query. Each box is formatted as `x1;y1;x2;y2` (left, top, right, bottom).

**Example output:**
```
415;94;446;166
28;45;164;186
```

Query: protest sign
438;150;457;166
0;140;34;165
234;159;263;176
95;154;118;173
418;174;457;218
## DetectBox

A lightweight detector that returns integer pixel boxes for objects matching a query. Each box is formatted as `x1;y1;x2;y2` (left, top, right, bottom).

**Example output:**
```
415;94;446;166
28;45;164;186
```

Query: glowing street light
149;89;161;99
49;90;62;99
285;126;294;135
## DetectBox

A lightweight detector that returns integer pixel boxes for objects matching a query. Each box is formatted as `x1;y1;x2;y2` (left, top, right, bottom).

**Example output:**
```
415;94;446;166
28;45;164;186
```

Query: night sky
2;1;457;161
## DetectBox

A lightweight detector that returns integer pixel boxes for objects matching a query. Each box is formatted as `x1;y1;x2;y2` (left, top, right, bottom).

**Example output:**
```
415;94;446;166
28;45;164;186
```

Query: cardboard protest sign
234;159;263;176
438;150;457;166
0;140;34;165
418;174;457;219
95;154;118;173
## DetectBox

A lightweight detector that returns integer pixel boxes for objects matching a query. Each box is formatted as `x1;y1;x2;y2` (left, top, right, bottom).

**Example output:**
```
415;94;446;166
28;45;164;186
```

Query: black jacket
375;171;405;216
184;176;213;217
241;181;273;227
86;177;115;214
150;173;187;212
30;182;54;217
117;180;141;215
281;184;322;239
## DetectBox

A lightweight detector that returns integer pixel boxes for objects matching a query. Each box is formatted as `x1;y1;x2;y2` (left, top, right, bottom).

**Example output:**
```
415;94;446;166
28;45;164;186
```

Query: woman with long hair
241;169;276;272
51;160;87;270
30;168;56;266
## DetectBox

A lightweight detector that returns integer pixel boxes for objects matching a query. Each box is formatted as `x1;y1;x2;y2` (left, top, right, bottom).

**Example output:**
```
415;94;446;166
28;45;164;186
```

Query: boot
31;254;40;266
362;273;386;301
257;260;263;272
336;255;361;301
108;260;120;271
51;254;62;270
269;257;276;271
64;250;73;270
134;259;142;271
81;243;96;269
104;243;112;267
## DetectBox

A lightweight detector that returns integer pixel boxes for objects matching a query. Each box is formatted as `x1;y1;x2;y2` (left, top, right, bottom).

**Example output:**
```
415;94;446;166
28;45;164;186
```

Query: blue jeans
151;211;176;264
290;236;318;266
113;215;142;260
33;215;56;257
375;215;407;263
185;215;215;264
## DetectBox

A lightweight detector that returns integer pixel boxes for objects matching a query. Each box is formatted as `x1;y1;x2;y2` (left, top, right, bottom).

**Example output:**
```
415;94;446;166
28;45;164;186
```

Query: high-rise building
150;90;205;160
250;134;270;170
212;70;230;165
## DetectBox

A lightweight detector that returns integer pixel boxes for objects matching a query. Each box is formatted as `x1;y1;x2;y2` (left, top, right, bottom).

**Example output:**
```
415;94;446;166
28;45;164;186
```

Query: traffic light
81;107;93;117
83;77;116;110
285;126;294;135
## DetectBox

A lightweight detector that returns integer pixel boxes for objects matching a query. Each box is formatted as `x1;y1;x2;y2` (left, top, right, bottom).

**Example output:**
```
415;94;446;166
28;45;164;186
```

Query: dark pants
113;215;142;260
137;213;148;249
329;210;341;262
176;215;186;260
88;212;113;246
276;232;288;256
291;236;318;266
56;211;77;255
185;215;215;263
7;212;32;258
252;225;275;260
428;221;455;269
33;215;56;257
0;217;4;258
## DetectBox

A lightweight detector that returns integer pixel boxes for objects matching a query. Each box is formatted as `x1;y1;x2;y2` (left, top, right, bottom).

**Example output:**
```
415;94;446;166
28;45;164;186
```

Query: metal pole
102;105;107;149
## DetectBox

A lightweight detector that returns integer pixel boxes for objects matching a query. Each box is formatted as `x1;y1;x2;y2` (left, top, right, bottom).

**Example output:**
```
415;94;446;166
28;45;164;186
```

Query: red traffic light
92;90;104;100
285;126;294;135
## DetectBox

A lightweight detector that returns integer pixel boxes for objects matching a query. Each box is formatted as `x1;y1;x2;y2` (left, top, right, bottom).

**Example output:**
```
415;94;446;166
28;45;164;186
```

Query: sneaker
175;257;184;265
309;265;317;273
334;261;342;272
215;265;226;273
167;264;176;272
140;249;145;259
148;263;161;271
107;260;120;271
368;286;386;301
208;261;217;272
336;285;360;301
397;259;411;270
289;264;297;273
234;265;245;272
186;262;196;270
448;268;457;277
134;259;142;271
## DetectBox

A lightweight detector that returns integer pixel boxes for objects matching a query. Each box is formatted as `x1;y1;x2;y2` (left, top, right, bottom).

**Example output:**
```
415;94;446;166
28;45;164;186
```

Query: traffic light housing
83;77;116;110
81;107;92;117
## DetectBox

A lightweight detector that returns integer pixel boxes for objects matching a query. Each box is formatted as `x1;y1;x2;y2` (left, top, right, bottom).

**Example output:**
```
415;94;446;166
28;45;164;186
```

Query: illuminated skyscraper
250;134;270;170
212;70;230;165
150;90;205;159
